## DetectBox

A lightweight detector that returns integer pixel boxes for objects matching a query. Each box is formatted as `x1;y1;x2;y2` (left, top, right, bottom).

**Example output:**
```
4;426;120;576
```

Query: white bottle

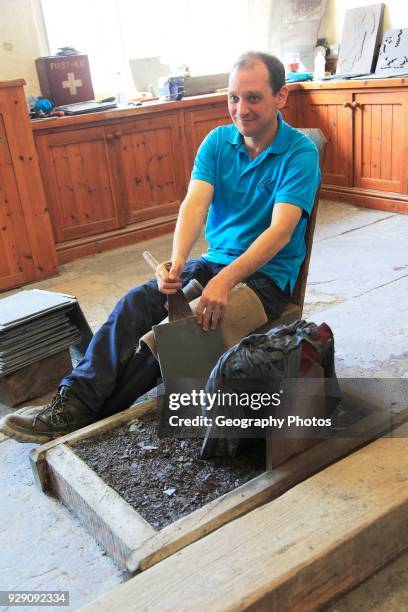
314;50;326;80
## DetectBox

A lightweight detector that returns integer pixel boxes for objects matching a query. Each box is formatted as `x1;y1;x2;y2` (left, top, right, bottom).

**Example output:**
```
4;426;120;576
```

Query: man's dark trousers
61;258;288;417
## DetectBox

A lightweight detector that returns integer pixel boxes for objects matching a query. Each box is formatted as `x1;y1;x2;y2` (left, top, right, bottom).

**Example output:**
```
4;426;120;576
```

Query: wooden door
111;114;186;224
183;105;231;173
36;127;121;242
299;91;353;187
0;113;32;291
353;92;408;194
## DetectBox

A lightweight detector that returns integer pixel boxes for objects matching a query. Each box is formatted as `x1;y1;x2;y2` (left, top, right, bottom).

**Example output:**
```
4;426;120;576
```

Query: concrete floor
0;199;407;611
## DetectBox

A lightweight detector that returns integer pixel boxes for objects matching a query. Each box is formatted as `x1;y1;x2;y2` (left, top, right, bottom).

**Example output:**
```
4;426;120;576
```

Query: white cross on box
62;72;83;95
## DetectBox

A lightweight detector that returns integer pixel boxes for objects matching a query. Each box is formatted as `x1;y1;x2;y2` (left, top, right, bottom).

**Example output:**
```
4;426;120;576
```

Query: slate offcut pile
0;289;84;376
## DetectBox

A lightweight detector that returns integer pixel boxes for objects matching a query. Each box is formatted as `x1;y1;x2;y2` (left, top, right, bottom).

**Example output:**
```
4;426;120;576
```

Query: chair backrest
290;128;327;312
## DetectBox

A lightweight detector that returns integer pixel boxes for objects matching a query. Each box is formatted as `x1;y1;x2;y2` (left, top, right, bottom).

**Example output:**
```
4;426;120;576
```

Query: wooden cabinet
297;82;408;213
0;80;57;292
299;91;353;187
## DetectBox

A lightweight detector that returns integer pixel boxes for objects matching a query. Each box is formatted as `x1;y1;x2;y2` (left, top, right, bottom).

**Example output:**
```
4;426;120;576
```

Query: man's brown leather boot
0;386;96;444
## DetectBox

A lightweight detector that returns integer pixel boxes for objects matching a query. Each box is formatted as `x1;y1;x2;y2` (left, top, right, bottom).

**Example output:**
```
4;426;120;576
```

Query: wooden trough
29;381;408;576
80;423;408;612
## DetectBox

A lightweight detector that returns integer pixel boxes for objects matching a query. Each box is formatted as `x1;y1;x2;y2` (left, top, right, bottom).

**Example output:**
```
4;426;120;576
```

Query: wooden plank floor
80;425;408;612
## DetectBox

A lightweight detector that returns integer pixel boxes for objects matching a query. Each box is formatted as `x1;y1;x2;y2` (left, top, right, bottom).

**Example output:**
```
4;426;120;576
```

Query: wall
325;0;408;45
0;0;48;95
0;0;407;97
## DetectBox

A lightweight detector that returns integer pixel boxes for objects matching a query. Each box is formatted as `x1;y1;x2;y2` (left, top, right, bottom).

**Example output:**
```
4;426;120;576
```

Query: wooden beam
46;444;156;567
81;424;408;612
29;398;157;491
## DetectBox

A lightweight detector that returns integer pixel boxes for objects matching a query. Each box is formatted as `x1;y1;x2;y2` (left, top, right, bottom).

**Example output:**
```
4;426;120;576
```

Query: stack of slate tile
0;289;92;405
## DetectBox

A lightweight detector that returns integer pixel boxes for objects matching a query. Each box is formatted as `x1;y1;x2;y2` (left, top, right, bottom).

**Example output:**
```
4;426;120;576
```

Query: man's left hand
195;274;231;331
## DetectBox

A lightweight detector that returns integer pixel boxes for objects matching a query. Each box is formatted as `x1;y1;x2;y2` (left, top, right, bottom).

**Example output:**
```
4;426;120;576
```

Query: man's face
228;61;287;139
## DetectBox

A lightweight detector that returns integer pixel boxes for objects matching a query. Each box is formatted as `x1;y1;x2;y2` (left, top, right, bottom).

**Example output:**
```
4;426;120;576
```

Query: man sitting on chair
0;51;320;444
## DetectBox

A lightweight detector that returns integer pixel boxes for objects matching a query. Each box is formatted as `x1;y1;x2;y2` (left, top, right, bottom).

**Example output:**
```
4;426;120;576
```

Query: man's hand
195;273;232;331
156;258;185;294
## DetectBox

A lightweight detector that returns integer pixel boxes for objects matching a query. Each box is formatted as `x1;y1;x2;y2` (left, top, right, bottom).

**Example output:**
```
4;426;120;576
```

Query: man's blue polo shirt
191;112;320;293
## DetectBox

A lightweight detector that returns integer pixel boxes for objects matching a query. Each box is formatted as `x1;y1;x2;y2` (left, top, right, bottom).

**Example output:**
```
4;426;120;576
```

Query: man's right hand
156;258;185;294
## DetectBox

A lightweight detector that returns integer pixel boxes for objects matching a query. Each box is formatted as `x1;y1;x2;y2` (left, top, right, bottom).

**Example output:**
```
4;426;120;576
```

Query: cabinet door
0;114;31;290
36;127;121;242
184;105;231;173
300;92;353;187
354;92;408;194
111;114;186;224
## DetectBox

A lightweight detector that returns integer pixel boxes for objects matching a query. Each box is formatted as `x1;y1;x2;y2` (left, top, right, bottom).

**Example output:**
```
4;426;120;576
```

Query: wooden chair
257;128;327;333
262;128;327;469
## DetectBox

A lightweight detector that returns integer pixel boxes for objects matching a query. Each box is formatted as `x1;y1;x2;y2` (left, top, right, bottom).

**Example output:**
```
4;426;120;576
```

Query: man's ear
276;85;289;110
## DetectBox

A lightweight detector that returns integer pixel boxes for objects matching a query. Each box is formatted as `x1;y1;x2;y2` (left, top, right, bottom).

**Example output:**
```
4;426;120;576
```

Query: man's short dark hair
232;51;285;95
